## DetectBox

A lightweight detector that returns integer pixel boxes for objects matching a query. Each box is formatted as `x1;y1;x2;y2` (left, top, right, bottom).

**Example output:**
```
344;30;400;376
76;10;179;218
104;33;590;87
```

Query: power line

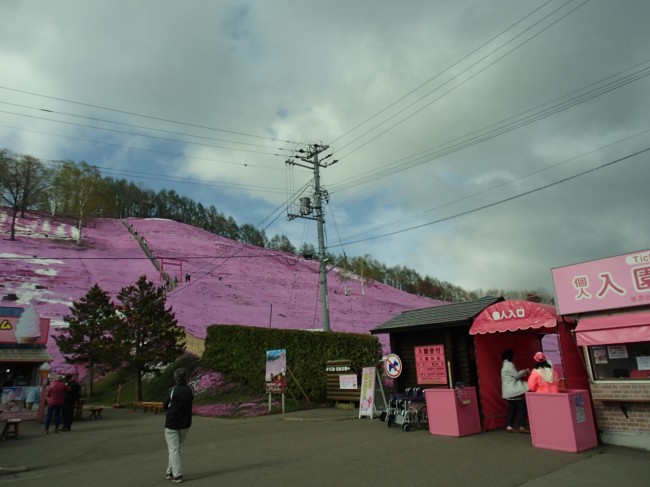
0;100;296;152
2;149;287;195
329;147;649;249
0;85;302;145
0;109;287;157
327;0;556;147
330;0;589;159
342;128;650;241
329;60;650;194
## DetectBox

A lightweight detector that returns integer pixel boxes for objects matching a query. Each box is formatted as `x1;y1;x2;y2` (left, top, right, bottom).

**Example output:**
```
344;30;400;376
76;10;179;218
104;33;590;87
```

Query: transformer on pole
286;144;338;332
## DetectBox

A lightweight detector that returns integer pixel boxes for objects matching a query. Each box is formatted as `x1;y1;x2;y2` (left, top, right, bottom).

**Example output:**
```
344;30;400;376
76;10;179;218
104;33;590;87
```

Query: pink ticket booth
424;386;482;437
469;300;591;432
525;389;598;452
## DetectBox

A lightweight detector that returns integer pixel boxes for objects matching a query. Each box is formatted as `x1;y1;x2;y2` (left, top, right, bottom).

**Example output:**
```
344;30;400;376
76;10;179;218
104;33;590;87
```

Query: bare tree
0;150;48;240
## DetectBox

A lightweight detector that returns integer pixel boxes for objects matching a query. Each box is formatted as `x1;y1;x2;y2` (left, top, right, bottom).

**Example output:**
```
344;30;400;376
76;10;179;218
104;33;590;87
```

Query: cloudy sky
1;0;648;296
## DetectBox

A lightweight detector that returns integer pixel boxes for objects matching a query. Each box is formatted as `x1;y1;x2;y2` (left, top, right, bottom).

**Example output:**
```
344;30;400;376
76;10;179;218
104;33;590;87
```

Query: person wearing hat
527;352;560;394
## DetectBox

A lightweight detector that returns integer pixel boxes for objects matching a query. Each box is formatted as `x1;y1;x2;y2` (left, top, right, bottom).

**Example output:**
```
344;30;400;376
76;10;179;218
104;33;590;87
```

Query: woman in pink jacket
527;352;560;393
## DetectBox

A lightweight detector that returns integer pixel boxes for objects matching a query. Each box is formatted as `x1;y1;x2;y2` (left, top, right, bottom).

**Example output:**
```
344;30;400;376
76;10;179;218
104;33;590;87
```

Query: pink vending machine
526;389;598;452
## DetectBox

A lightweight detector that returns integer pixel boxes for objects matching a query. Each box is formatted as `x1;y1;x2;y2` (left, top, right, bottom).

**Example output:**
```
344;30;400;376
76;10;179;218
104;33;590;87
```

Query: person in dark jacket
163;367;194;484
61;375;81;431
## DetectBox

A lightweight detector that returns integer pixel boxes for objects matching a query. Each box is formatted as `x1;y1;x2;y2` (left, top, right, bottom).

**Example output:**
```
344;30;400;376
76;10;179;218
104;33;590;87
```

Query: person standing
61;375;82;431
528;352;560;393
163;368;194;484
501;349;530;434
44;376;68;434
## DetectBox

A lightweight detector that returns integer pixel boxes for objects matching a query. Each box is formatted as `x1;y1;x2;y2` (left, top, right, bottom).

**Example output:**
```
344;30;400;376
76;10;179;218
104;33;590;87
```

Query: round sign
384;353;402;379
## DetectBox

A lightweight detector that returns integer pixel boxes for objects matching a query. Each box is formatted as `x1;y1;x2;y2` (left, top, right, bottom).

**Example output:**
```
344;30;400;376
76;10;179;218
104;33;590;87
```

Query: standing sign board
414;344;447;385
265;349;287;393
358;367;376;419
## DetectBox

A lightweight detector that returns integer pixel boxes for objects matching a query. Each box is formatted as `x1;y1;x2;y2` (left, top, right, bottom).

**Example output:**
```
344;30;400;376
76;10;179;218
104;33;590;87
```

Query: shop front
0;303;52;421
469;299;591;432
372;297;503;393
372;297;502;436
552;248;650;450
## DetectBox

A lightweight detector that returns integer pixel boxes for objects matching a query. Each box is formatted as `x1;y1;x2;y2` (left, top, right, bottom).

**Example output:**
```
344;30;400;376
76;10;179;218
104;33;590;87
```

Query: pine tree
114;276;186;401
55;283;123;397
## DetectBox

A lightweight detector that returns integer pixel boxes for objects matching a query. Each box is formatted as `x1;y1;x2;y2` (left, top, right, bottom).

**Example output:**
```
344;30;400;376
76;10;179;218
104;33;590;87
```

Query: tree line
0;149;553;303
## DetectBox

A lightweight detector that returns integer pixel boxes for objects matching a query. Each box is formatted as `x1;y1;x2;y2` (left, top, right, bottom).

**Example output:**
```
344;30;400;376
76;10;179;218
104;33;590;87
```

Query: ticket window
587;342;650;380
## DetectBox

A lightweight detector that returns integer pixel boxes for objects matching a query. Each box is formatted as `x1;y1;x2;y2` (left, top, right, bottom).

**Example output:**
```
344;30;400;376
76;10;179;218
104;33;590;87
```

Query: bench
132;401;164;414
1;418;22;439
88;407;104;420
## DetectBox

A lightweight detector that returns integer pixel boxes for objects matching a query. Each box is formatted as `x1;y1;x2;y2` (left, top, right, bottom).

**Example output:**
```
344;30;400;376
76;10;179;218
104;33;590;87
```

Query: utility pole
287;143;338;332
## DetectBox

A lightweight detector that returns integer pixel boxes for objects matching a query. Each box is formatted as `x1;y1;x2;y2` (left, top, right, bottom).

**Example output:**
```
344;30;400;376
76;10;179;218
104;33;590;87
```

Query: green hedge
202;325;382;403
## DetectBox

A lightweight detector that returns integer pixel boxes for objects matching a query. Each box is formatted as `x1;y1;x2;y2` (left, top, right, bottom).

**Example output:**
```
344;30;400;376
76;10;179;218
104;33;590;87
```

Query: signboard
384;353;402;379
414;345;447;385
358;367;376;419
0;304;51;346
265;349;287;393
339;374;358;390
552;249;650;315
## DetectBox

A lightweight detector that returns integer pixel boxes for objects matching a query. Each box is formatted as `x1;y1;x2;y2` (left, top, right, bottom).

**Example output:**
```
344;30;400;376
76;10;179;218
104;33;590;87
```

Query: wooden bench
1;419;22;439
88;407;104;420
132;401;164;414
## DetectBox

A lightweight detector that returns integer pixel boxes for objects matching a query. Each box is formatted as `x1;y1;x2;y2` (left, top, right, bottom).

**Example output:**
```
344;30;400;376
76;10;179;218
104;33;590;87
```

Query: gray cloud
1;0;648;295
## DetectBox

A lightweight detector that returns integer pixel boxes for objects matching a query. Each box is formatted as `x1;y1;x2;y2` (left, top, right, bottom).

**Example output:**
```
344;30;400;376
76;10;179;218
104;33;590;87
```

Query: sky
1;0;649;297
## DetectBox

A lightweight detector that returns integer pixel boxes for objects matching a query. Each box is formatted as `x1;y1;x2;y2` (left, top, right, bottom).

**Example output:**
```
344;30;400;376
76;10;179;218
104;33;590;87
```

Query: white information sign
339;374;358;390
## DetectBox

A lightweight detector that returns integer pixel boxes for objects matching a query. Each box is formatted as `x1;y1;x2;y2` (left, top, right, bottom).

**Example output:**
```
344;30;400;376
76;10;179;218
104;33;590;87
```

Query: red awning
575;310;650;346
469;300;559;335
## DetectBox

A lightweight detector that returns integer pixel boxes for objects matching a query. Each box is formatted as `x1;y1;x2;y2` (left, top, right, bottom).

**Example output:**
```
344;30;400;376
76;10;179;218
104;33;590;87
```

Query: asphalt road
1;407;649;486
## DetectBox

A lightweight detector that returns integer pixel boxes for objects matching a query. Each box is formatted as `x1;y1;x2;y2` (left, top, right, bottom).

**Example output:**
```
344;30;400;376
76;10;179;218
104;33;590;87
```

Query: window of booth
588;342;650;380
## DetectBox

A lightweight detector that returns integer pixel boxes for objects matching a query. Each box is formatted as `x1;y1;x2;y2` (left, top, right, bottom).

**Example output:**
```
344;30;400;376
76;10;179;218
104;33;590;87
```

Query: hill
0;207;445;370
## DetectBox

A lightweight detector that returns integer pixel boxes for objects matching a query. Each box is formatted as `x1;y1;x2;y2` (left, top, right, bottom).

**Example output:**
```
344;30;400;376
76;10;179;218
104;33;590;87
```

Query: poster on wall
414;345;447;385
265;349;287;393
607;345;629;359
339;374;358;390
592;346;608;364
574;395;586;423
636;356;650;371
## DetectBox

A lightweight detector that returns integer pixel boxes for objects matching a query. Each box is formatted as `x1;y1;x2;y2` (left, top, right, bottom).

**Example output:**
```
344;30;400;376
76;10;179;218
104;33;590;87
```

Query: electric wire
0;109;286;157
0;85;301;144
0;100;293;152
331;0;589;159
0;123;286;171
329;60;650;194
328;0;556;147
342;127;650;240
329;147;649;249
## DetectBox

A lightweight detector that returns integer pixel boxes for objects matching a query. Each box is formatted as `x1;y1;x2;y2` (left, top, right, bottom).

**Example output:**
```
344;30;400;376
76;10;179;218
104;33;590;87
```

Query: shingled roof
371;296;504;334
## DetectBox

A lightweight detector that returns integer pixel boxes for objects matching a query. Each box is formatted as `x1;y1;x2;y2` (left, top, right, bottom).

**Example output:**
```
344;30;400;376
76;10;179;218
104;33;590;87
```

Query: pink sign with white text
552;249;650;315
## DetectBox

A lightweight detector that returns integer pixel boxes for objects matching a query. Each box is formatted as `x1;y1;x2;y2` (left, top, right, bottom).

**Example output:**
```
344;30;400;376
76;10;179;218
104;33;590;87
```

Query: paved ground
0;407;649;486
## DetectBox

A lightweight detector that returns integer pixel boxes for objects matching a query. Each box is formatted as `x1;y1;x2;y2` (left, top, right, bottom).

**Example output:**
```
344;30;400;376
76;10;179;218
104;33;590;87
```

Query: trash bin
424;387;481;437
525;389;598;452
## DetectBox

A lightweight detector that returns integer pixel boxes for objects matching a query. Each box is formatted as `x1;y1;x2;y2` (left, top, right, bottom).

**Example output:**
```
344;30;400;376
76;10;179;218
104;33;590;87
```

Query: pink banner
552;249;650;315
414;345;447;385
